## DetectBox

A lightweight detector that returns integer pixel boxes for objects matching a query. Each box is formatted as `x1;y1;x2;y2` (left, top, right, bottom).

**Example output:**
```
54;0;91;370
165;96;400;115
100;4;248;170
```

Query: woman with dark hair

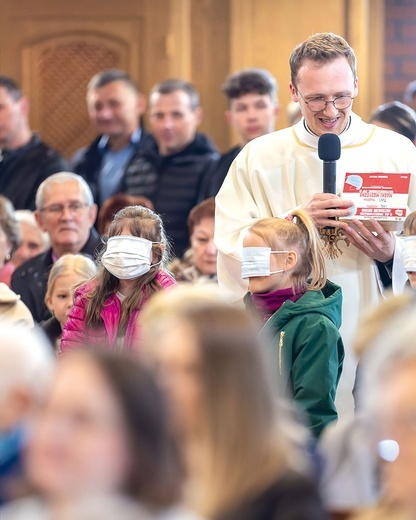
140;285;327;520
97;194;154;236
2;350;190;519
169;198;217;284
369;101;416;144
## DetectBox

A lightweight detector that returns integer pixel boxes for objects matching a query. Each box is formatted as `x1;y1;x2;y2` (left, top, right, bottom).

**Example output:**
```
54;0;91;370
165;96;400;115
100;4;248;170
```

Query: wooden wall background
0;0;384;157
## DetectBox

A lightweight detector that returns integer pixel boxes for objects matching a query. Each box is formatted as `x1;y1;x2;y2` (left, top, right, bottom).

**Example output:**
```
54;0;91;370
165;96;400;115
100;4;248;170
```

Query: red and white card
340;172;411;230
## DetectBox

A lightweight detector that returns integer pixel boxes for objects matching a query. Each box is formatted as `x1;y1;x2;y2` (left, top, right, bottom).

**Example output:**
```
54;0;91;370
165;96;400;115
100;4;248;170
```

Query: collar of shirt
294;112;373;149
98;128;142;151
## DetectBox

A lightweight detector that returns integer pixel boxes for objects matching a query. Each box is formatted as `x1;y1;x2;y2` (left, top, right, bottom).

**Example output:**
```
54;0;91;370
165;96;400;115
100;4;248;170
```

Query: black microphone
318;133;341;194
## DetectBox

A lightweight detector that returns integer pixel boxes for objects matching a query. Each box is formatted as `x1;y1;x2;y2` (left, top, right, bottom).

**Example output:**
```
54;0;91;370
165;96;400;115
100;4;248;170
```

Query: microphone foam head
318;133;341;161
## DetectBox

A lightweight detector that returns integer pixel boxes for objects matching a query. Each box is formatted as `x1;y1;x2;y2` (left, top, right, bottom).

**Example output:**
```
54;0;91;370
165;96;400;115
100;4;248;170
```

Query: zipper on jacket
278;331;285;376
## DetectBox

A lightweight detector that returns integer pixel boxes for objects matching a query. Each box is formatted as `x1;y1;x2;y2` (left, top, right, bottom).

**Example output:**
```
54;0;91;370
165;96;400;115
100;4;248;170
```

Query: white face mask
241;247;289;279
401;236;416;272
101;235;161;280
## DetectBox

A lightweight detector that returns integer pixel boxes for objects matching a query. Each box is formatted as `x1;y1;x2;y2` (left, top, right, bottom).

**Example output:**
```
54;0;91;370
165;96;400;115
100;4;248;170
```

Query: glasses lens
334;96;352;109
69;202;86;214
308;100;326;111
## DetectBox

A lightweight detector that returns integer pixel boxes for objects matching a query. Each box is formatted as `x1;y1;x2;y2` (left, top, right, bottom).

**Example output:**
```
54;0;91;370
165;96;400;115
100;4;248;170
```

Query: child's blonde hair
403;210;416;236
45;254;97;302
248;208;326;291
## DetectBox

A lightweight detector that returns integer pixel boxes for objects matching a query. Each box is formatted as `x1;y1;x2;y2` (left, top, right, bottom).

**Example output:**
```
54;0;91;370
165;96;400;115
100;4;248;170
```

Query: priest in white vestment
215;33;416;418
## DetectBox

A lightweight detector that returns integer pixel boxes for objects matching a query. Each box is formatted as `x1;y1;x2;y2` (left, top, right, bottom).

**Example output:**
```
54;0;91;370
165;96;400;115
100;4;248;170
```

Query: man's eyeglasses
39;202;89;216
296;90;354;112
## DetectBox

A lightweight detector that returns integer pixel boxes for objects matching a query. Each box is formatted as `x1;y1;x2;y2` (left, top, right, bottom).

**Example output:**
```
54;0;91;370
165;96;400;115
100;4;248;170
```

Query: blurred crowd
1;30;416;520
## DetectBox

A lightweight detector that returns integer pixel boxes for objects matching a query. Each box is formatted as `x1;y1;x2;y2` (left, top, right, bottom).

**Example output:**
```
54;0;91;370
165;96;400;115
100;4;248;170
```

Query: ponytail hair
248;209;326;291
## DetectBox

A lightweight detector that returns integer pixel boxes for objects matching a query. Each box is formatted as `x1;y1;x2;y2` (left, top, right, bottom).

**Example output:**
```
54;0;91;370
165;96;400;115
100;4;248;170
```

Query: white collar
293;112;374;148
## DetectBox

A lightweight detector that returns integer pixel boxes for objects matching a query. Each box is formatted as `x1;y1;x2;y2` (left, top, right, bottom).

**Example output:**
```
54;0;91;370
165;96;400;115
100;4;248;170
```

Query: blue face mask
241;247;289;279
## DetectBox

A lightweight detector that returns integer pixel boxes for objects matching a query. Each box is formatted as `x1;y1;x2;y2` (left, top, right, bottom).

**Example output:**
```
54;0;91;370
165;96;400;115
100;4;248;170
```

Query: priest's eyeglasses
296;90;354;112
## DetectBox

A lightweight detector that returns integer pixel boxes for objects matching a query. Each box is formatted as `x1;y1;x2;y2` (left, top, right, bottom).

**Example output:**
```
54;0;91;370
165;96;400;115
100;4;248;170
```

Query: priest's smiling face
289;56;358;137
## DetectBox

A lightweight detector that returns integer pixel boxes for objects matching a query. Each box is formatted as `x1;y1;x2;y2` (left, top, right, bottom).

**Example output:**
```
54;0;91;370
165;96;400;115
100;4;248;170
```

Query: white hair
0;321;55;401
35;172;94;210
14;209;50;249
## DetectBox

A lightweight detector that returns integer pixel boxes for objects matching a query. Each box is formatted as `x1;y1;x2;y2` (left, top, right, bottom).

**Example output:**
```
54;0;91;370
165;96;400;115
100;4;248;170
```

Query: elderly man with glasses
11;172;100;323
215;32;416;419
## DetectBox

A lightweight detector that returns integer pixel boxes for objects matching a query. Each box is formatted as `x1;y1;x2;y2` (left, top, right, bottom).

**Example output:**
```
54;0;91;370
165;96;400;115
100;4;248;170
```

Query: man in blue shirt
71;69;147;207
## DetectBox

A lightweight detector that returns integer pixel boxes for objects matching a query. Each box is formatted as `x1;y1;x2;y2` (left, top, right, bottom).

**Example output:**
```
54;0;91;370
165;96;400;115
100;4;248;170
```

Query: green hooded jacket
254;281;345;438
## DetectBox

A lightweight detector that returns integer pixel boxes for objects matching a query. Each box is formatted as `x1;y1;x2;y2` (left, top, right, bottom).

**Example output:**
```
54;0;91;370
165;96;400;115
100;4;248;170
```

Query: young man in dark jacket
199;68;279;200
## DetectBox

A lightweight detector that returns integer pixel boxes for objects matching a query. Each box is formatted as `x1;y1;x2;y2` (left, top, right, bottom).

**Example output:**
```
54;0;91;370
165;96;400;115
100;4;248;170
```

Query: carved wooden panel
22;34;128;159
35;39;121;158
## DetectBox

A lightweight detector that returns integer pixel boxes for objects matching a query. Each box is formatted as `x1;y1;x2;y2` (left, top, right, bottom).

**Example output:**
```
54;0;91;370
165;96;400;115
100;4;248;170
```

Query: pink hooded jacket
60;270;176;354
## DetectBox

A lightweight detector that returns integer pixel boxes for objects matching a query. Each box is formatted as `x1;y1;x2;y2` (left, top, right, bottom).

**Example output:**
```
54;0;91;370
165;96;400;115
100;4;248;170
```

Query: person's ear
273;104;281;119
289;82;298;102
4;240;12;262
194;106;203;126
285;250;298;270
45;293;54;313
19;96;30;117
152;243;165;264
353;76;359;97
34;210;48;232
87;204;98;227
2;387;32;431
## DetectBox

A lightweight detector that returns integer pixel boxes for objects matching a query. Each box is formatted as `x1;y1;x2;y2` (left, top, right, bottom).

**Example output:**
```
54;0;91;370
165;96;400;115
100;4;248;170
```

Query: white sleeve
214;150;255;303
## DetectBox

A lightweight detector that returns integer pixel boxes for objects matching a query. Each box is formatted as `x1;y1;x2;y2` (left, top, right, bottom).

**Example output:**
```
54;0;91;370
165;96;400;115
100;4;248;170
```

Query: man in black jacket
0;76;68;210
71;69;147;207
12;172;100;323
122;79;219;258
199;68;280;200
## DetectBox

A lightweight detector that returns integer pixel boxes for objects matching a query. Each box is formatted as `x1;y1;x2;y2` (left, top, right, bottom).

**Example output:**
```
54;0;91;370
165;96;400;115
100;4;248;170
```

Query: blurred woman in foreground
2;350;192;520
140;285;327;520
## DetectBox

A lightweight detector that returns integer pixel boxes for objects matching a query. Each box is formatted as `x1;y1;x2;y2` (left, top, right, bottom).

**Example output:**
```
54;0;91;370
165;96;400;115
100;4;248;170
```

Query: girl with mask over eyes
59;206;176;353
242;209;344;438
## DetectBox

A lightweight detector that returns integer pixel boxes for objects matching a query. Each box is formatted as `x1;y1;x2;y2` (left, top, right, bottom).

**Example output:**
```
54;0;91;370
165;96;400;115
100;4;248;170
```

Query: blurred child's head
242;209;326;294
46;254;97;327
401;236;416;289
140;285;297;517
402;212;416;290
404;211;416;237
